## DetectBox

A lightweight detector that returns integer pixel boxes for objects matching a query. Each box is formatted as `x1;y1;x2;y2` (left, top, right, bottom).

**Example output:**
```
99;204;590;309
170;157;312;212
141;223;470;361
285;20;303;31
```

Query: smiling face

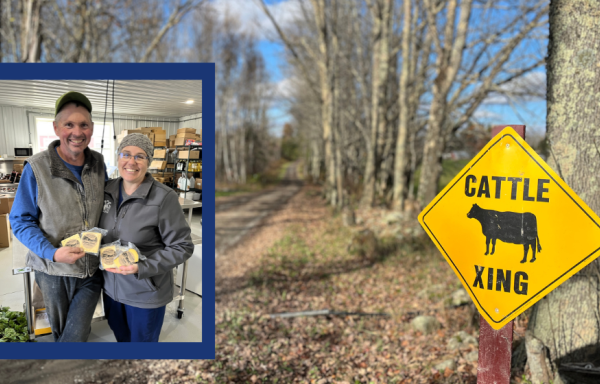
118;145;149;186
53;103;93;164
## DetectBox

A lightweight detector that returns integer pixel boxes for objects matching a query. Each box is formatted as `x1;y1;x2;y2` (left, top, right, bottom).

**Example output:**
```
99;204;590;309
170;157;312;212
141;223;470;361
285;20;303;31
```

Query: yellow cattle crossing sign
418;126;600;329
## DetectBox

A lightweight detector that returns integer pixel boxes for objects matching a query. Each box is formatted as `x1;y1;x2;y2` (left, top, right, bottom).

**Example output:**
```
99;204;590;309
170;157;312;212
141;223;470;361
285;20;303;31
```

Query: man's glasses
119;153;148;162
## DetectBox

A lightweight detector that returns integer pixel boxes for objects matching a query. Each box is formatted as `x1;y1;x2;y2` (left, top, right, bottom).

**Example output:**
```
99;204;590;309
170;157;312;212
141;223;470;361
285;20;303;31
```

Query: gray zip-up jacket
24;140;105;278
98;174;193;309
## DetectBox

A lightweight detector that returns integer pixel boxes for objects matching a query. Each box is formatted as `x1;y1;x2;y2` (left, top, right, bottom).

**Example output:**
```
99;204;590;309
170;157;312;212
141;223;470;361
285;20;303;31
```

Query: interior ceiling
0;80;202;118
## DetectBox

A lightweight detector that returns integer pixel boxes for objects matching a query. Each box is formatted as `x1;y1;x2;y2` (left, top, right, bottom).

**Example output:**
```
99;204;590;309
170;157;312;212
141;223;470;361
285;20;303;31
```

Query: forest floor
1;162;533;383
198;184;485;383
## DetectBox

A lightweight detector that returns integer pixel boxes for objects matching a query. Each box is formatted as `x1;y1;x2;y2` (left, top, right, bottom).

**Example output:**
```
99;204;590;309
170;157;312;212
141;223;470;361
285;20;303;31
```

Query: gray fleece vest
25;140;105;278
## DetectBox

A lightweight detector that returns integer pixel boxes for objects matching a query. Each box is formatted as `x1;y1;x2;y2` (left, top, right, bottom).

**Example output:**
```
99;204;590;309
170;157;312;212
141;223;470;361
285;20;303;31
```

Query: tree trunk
361;0;393;207
527;2;600;383
392;0;413;210
417;0;473;207
20;0;43;62
417;93;446;205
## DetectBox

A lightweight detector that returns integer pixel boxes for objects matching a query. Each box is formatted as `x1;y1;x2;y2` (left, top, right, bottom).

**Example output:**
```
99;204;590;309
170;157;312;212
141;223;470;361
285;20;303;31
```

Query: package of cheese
99;243;119;270
61;234;82;249
80;227;108;256
99;242;145;270
114;242;145;268
115;248;139;267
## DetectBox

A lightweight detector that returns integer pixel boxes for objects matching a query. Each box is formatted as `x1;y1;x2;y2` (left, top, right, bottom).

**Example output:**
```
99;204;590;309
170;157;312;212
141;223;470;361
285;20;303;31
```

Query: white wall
0;105;37;157
0;105;196;154
179;112;202;133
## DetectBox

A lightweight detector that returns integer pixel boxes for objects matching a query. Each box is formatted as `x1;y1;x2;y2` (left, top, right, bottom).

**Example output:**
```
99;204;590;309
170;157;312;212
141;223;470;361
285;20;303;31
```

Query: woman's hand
105;264;139;275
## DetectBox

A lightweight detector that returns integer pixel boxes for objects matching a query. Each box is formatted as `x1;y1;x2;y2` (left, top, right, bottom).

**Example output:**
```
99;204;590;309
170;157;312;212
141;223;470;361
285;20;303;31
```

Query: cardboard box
169;135;177;140
154;149;166;158
195;179;202;189
0;195;14;214
154;131;167;139
149;160;167;170
0;213;10;248
140;127;156;133
154;140;167;147
175;137;187;146
178;150;200;159
121;129;143;135
177;128;196;134
176;132;196;139
13;164;24;173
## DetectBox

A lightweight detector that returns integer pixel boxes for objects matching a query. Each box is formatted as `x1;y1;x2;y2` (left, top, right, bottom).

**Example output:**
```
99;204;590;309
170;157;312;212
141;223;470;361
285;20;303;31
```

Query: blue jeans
103;292;166;342
34;270;103;342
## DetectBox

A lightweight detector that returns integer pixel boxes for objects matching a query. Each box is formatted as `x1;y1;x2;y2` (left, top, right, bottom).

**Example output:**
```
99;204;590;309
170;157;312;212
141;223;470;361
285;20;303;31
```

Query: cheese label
100;245;118;269
81;232;101;254
61;234;82;248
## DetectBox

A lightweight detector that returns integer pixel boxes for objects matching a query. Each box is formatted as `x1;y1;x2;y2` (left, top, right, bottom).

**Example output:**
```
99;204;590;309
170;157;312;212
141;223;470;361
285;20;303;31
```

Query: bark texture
528;1;600;383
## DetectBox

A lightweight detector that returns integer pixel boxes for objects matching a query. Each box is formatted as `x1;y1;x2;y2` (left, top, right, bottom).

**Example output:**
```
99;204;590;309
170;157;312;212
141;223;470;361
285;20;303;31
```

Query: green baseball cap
55;91;92;116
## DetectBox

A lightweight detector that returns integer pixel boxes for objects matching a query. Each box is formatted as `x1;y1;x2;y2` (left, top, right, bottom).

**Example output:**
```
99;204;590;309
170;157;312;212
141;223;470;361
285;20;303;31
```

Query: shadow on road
215;163;303;255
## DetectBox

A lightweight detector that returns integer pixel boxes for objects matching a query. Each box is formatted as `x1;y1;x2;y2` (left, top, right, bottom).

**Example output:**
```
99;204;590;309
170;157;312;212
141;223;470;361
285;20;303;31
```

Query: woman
98;133;193;342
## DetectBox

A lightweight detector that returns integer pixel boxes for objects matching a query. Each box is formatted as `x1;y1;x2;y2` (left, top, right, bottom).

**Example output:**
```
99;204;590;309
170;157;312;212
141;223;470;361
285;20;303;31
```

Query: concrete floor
0;208;203;342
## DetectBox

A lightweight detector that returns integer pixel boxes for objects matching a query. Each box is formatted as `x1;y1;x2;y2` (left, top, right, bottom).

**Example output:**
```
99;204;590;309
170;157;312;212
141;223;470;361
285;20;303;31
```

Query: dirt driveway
215;162;302;255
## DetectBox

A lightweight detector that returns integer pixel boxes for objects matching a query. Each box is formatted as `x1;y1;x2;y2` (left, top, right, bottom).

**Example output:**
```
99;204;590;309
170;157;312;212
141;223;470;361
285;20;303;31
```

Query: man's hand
105;264;139;276
53;247;85;264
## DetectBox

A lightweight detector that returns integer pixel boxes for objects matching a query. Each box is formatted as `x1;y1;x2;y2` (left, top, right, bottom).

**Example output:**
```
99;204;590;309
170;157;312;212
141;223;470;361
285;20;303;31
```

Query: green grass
439;158;470;190
216;160;293;198
278;161;292;180
215;190;247;198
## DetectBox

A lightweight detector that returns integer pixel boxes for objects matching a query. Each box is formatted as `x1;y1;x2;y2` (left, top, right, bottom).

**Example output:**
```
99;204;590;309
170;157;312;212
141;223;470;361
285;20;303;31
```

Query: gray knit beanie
117;133;154;164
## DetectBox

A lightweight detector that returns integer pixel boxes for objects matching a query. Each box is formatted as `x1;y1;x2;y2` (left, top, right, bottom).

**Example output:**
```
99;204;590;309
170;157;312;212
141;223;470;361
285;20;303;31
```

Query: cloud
472;109;502;120
210;0;301;40
483;71;546;105
274;76;295;98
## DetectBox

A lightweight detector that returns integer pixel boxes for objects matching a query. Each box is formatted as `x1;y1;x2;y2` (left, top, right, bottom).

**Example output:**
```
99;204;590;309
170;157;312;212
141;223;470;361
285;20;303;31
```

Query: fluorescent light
185;100;194;104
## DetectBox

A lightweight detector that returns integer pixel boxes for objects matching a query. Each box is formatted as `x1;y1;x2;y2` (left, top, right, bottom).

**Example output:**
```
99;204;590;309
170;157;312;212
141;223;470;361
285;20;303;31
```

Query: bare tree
417;0;549;207
0;0;201;63
195;4;274;185
360;0;393;207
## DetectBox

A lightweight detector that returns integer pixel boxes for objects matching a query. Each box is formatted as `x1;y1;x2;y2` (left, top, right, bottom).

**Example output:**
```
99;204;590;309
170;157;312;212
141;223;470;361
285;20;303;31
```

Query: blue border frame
0;64;215;359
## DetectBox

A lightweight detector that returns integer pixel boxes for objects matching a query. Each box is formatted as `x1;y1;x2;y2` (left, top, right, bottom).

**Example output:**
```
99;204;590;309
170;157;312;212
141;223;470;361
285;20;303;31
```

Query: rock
411;316;440;335
383;212;404;225
447;331;478;350
342;207;356;227
434;359;456;372
451;288;471;306
465;350;478;363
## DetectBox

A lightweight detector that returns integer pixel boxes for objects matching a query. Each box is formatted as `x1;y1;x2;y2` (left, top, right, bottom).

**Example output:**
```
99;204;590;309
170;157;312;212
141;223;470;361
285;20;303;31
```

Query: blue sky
214;0;548;141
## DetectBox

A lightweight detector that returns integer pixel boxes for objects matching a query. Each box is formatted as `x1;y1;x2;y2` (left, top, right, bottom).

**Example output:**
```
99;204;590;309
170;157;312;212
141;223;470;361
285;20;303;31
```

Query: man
10;91;106;342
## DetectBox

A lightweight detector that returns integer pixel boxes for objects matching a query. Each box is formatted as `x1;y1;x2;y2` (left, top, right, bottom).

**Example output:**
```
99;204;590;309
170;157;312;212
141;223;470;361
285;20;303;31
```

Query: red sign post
476;125;525;383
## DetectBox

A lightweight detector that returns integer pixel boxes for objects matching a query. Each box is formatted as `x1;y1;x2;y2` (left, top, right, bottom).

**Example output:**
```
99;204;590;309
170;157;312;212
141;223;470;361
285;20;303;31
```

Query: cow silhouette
467;203;541;263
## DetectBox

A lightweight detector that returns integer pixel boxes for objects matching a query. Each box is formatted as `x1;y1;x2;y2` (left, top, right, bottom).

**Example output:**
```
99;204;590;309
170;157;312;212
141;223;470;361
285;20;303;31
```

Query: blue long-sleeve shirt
9;148;108;261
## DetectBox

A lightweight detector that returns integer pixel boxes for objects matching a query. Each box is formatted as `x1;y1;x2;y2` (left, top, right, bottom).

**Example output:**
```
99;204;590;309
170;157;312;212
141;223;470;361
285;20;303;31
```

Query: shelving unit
173;144;202;200
148;146;175;186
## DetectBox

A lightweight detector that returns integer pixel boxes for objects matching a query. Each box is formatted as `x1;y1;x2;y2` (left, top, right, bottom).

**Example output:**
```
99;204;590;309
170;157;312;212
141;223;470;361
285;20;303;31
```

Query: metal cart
12;197;202;340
